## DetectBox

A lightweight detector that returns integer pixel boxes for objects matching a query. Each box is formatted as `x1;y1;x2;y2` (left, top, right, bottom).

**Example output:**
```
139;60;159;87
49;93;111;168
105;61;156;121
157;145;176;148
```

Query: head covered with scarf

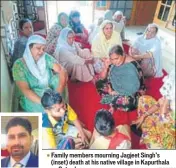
57;12;69;28
91;20;122;58
23;35;49;86
144;23;159;39
69;10;84;34
132;23;163;77
55;27;77;55
113;11;124;22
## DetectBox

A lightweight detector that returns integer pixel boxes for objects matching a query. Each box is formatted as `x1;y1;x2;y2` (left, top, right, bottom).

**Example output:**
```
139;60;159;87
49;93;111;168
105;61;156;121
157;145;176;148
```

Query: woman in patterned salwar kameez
45;12;68;55
133;70;175;149
95;45;145;113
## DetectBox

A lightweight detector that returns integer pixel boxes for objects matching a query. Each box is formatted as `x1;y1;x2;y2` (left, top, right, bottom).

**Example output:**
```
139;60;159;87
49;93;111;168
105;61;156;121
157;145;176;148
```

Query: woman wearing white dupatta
12;35;68;112
113;11;126;41
54;27;95;82
129;23;163;78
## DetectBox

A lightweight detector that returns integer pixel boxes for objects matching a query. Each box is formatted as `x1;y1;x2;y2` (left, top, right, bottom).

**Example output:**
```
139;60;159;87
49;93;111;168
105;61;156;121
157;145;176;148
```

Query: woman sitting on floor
96;45;145;113
69;10;90;49
12;35;68;112
45;12;68;55
129;23;163;78
54;27;95;82
90;109;131;149
12;18;33;65
92;20;122;60
132;70;175;149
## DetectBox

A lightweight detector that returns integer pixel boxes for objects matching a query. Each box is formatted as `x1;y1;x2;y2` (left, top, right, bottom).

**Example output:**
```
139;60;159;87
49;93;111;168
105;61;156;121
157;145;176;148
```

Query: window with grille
157;0;173;21
96;1;107;8
35;1;44;7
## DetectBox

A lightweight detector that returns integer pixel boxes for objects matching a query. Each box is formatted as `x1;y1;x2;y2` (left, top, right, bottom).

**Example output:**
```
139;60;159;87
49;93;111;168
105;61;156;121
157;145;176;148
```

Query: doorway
44;1;94;31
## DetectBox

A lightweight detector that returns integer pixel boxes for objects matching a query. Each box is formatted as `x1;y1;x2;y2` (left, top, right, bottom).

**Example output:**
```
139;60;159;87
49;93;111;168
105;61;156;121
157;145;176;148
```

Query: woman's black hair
6;117;32;135
19;18;32;30
94;109;115;136
41;89;63;109
109;45;123;57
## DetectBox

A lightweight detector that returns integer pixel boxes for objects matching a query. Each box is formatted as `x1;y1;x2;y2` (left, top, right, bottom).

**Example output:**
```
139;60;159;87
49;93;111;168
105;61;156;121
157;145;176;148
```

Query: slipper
130;124;142;137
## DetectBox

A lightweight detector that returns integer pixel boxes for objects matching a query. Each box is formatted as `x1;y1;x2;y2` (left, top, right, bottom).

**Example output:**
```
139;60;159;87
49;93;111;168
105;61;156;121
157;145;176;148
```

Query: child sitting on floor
89;109;131;149
41;89;91;149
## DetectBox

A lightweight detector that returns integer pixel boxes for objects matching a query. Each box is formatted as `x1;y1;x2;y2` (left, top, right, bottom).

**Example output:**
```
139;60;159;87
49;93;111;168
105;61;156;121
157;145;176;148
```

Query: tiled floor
125;26;175;73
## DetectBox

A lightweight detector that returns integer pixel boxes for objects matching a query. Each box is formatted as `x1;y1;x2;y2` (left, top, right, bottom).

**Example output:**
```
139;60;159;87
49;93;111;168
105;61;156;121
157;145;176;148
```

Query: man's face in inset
6;125;33;161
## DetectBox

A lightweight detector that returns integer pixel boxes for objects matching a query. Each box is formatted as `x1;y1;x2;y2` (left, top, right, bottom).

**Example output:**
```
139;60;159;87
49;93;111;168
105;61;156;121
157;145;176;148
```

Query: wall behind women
1;1;14;24
0;43;14;112
1;1;15;112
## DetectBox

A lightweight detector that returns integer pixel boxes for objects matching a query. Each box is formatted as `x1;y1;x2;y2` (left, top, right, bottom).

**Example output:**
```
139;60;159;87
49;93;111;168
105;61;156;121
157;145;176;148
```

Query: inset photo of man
1;116;39;168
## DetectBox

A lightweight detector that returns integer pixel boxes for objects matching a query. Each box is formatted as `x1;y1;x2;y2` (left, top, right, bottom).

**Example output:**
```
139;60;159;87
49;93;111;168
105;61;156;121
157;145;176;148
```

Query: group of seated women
11;9;175;149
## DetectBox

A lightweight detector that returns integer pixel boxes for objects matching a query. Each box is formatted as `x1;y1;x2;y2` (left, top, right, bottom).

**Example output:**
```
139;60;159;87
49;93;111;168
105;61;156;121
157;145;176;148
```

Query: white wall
0;43;14;112
157;27;175;73
1;1;15;112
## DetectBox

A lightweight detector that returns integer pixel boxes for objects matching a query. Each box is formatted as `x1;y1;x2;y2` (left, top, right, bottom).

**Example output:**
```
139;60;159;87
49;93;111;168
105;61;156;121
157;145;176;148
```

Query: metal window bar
160;0;173;21
1;2;19;69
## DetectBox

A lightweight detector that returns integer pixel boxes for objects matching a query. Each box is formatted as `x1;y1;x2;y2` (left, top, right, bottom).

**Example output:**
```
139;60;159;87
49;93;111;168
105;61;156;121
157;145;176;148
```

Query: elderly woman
12;18;33;65
96;45;145;113
129;23;163;78
113;11;126;41
92;20;122;59
132;70;175;149
54;27;94;82
45;12;68;55
69;10;90;49
12;35;68;112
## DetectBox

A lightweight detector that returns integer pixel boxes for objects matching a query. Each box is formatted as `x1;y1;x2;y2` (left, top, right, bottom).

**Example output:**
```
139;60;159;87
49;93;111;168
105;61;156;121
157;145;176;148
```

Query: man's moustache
11;145;24;149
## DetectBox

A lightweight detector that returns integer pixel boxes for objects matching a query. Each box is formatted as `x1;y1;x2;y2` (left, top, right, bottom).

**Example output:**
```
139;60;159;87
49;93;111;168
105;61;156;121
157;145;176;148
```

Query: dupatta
109;63;140;96
23;35;49;86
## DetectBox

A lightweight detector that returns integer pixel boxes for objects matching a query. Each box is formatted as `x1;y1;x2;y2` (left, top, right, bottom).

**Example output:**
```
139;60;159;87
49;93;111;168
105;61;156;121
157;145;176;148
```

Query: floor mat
68;70;167;149
68;81;141;149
